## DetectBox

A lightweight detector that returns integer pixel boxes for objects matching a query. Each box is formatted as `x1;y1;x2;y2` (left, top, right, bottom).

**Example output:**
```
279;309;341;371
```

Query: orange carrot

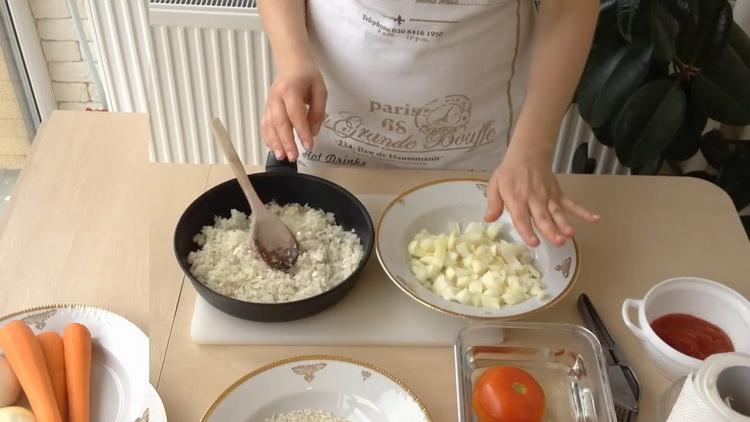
0;320;63;422
38;332;68;422
62;323;90;422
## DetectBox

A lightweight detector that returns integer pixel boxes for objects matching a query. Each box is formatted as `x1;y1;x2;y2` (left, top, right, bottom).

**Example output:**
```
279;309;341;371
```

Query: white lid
694;352;750;421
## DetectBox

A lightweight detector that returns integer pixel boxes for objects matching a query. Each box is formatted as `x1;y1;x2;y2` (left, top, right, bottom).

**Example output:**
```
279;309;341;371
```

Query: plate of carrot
0;305;161;422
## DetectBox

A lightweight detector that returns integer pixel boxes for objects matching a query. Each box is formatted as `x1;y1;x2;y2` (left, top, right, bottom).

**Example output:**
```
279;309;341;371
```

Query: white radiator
553;107;626;175
87;0;625;174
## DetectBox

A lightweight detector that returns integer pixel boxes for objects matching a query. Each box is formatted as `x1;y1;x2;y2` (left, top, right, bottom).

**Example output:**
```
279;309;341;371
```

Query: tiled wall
29;0;104;110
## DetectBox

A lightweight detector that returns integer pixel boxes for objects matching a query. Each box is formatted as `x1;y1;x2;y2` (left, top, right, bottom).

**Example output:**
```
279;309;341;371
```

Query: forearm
258;0;314;70
509;0;598;159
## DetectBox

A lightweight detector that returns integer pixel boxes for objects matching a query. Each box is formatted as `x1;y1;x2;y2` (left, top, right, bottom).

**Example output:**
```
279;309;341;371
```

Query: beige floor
0;52;30;169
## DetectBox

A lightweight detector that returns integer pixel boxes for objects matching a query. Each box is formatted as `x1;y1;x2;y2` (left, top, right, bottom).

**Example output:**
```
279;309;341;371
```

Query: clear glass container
454;322;617;422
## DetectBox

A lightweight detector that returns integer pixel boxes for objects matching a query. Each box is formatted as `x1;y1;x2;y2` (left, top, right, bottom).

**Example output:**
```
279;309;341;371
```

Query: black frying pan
174;154;374;322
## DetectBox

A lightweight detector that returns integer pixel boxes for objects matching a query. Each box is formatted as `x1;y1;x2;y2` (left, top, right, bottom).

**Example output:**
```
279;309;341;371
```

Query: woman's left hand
484;144;599;247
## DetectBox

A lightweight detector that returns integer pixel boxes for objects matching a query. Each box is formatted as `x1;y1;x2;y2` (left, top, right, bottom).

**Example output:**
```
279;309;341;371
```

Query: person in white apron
258;0;600;247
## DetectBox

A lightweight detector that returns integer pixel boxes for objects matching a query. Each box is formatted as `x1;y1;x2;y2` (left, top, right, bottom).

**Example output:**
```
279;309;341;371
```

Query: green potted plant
572;0;750;235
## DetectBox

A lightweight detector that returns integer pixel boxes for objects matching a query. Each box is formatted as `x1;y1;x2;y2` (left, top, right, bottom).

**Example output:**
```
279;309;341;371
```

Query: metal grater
615;404;634;422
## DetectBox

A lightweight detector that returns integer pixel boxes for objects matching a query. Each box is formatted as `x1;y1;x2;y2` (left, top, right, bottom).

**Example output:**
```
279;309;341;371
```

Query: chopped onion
407;221;546;308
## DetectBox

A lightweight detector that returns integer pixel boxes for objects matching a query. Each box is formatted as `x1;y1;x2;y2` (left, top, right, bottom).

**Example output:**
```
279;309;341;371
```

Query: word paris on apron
299;0;538;171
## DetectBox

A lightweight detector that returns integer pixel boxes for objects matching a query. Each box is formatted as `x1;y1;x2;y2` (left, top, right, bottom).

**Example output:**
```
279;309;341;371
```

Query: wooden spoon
210;118;299;271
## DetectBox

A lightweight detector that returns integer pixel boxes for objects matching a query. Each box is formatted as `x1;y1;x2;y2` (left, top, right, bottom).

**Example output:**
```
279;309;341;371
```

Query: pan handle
265;151;298;174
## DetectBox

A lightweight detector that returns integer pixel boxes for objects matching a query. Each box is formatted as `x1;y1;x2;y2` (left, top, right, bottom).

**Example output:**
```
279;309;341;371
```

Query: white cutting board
190;194;469;346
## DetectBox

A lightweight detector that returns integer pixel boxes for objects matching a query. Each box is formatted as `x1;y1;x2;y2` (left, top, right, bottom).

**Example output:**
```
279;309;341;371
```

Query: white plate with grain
0;305;163;422
377;179;580;320
201;355;431;421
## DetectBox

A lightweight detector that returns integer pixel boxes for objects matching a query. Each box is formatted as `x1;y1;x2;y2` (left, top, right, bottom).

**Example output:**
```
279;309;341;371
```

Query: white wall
29;0;102;110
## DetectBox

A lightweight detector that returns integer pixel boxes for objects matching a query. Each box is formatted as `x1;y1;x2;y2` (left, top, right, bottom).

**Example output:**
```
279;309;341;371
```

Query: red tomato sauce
650;313;734;360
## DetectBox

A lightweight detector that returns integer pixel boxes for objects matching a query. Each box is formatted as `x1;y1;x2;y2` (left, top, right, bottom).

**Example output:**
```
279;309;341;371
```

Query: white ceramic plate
0;305;152;422
202;355;431;422
140;385;168;422
377;179;579;319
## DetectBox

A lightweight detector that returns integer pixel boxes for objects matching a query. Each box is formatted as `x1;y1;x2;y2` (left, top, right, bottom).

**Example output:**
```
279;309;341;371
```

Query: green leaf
650;2;679;66
576;29;628;121
572;143;591;174
675;0;732;68
730;23;750;69
691;47;750;125
684;170;716;183
716;147;750;210
618;0;643;41
592;118;615;147
658;0;698;25
577;31;653;128
571;143;598;174
662;103;706;161
614;79;686;174
699;129;733;169
591;36;654;128
585;158;598;174
598;0;620;35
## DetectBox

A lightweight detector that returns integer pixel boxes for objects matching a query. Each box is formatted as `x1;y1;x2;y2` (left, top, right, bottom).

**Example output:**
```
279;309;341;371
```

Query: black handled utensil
578;294;640;422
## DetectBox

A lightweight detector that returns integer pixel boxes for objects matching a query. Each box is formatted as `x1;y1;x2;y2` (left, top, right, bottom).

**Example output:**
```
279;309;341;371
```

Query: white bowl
376;179;579;319
621;277;750;380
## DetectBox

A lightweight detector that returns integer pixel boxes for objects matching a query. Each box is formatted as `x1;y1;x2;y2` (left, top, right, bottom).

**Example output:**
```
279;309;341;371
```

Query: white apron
299;0;538;171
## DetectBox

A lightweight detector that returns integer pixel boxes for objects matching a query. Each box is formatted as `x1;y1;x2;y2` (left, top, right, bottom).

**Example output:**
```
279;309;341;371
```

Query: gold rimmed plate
202;355;431;421
0;305;163;422
376;179;580;320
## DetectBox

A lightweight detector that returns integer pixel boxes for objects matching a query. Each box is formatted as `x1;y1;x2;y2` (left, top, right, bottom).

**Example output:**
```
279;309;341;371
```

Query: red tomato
472;366;546;422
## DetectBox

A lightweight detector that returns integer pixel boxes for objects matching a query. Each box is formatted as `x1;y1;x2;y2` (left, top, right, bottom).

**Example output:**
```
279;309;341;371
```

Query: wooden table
4;112;749;421
0;111;149;330
153;153;750;419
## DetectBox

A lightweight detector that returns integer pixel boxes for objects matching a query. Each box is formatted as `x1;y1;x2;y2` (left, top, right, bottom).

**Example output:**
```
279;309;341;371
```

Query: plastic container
454;322;617;422
622;277;750;380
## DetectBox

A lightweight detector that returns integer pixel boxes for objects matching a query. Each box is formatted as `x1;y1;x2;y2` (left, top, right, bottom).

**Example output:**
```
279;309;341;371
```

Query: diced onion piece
433;275;449;293
455;288;470;304
408;240;418;255
481;271;500;289
448;221;461;236
407;220;544;310
486;222;503;240
445;285;458;297
427;264;441;278
530;285;547;299
456;242;471;258
503;288;527;305
441;286;458;300
471;260;488;275
463;231;483;244
468;281;483;294
455;268;470;277
465;222;483;234
446;251;459;266
412;266;427;282
447;235;456;251
481;294;501;308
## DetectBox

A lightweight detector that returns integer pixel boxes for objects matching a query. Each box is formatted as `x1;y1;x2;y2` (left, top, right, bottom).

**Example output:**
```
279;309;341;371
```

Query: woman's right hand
261;61;327;161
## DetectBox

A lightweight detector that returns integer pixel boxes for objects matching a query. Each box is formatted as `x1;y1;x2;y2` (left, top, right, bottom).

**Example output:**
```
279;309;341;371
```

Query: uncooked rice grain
265;409;350;422
187;203;363;303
